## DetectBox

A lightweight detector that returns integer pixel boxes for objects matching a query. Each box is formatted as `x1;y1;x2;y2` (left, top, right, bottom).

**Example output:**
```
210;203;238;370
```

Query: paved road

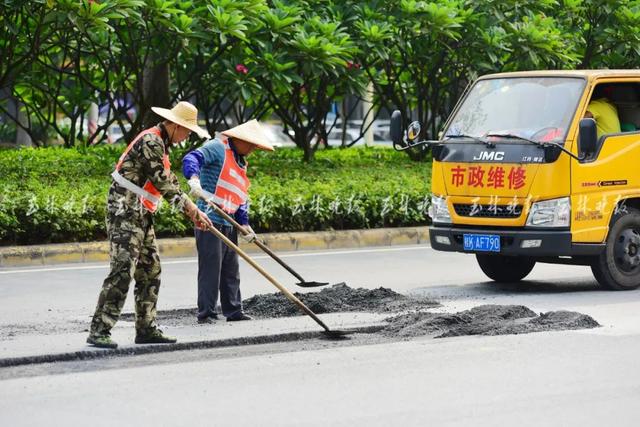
2;244;640;426
2;331;638;427
0;244;598;327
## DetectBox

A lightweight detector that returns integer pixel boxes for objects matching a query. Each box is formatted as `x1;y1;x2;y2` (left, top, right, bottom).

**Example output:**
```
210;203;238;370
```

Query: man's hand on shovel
189;180;256;242
184;198;213;230
192;209;213;230
188;176;204;195
240;225;257;243
186;177;213;229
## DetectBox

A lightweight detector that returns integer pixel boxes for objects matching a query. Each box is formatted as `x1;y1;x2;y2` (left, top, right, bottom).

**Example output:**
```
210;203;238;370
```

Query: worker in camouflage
87;101;213;349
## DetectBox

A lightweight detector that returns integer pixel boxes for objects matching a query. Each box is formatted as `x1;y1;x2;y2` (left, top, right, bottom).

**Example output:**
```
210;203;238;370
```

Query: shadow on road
410;277;640;302
484;279;602;294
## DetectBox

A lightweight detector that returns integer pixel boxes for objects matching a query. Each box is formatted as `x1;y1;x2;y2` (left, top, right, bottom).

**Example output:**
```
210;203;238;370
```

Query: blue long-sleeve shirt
182;139;249;226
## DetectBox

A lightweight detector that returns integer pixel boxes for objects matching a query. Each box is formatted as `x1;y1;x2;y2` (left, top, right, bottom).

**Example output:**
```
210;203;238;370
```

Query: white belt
111;170;161;204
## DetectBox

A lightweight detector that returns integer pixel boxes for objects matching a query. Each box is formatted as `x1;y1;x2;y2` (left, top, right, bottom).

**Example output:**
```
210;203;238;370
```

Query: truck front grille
453;204;522;218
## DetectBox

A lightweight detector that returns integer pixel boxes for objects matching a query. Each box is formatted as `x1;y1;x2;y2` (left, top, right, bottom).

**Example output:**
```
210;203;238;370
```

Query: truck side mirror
578;118;597;156
390;110;403;145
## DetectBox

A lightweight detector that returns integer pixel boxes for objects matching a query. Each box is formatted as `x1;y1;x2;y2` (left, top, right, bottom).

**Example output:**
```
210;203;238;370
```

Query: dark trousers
195;225;242;319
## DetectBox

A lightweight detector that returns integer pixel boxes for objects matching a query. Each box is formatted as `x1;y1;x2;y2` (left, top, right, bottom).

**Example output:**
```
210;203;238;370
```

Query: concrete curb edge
0;227;430;267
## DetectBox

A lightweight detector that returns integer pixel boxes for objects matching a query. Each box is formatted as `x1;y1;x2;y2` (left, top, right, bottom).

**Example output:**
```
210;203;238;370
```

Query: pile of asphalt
120;286;600;341
119;284;438;326
242;283;439;318
382;304;600;338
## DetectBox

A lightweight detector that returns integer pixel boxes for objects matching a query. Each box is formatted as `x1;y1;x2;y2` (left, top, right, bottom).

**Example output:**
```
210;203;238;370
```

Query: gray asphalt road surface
1;245;639;426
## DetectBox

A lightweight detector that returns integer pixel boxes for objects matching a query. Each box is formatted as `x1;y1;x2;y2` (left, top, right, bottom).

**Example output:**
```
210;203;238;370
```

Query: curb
0;226;430;267
0;324;385;368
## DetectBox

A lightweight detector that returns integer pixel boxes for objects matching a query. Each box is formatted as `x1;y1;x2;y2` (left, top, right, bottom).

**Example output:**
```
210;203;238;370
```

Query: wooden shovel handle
201;220;331;332
203;199;307;283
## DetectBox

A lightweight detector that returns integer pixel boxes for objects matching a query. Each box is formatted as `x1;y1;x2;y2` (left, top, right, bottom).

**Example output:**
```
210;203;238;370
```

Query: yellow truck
391;70;640;290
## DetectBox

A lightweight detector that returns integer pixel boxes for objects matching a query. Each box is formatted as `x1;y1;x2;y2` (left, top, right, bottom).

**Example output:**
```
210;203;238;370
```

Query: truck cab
392;70;640;290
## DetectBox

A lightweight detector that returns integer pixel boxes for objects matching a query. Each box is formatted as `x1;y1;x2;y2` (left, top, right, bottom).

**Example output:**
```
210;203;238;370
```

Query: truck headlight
525;197;570;228
428;195;452;224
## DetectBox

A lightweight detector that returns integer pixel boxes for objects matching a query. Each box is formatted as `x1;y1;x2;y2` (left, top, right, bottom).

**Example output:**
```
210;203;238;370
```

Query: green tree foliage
559;0;640;68
179;0;270;136
1;0;639;155
349;0;588;160
242;0;367;161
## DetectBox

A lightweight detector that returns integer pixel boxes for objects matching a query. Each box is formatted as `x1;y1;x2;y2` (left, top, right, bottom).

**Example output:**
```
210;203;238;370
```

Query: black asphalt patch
2;292;601;369
242;284;440;317
120;284;440;326
120;284;438;327
0;325;384;369
382;305;600;338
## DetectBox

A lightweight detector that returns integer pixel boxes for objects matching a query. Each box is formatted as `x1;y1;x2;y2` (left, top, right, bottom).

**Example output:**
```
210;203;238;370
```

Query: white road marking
0;245;431;275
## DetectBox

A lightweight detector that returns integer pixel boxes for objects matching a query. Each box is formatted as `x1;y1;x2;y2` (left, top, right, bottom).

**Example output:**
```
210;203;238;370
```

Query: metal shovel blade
296;281;329;288
296;281;346;288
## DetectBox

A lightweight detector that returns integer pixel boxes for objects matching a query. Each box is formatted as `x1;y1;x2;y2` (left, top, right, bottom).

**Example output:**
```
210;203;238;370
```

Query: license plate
463;234;500;252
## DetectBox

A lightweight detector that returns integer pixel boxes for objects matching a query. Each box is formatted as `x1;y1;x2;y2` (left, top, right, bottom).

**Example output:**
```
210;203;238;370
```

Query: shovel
200;198;341;288
194;206;348;338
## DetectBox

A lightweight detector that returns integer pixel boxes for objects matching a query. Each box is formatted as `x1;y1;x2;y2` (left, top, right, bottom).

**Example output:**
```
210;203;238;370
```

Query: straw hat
151;101;210;139
221;120;275;151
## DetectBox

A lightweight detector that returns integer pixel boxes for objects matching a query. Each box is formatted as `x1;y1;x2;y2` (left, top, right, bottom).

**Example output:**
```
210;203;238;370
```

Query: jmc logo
473;151;505;161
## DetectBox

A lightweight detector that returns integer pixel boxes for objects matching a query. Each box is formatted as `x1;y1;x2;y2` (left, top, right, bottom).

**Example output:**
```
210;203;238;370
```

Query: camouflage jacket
108;124;187;219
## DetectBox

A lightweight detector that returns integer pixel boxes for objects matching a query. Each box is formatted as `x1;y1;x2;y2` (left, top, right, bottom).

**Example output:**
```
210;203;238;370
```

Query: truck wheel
591;209;640;290
475;255;535;282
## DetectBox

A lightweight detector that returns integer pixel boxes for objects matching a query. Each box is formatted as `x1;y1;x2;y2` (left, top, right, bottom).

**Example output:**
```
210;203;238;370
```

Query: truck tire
475;255;535;282
591;209;640;290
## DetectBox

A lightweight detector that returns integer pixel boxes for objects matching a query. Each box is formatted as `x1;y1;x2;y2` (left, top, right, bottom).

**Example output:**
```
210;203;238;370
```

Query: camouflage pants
90;211;161;336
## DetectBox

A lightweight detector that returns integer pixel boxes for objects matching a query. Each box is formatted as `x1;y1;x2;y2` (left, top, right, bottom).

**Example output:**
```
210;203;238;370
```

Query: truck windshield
444;77;585;142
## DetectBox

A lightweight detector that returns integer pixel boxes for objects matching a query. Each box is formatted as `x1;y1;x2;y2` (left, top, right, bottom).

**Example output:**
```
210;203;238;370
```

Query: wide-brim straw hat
151;101;211;139
221;119;275;151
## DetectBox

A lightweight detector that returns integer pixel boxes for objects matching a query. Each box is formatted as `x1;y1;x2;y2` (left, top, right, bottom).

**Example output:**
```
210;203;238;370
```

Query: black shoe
197;314;219;324
134;328;177;344
227;313;252;322
87;334;118;349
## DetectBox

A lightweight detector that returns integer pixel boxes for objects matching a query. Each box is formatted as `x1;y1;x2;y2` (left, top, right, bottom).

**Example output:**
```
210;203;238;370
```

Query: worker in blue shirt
182;120;274;323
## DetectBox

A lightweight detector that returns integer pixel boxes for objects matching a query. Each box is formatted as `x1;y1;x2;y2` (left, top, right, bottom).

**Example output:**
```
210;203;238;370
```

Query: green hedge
0;146;432;245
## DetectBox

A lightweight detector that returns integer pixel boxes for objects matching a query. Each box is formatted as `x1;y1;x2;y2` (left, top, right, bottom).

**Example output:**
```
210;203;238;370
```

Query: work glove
240;225;257;243
188;176;204;198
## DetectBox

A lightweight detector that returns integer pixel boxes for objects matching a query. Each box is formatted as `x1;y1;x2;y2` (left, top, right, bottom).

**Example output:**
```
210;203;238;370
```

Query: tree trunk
87;102;99;144
142;58;171;128
299;131;314;162
15;99;32;147
302;144;314;162
66;113;77;148
340;99;348;148
362;82;374;147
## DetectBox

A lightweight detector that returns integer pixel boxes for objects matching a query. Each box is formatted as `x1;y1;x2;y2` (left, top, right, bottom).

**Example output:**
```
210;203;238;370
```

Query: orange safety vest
200;138;250;214
110;127;170;213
